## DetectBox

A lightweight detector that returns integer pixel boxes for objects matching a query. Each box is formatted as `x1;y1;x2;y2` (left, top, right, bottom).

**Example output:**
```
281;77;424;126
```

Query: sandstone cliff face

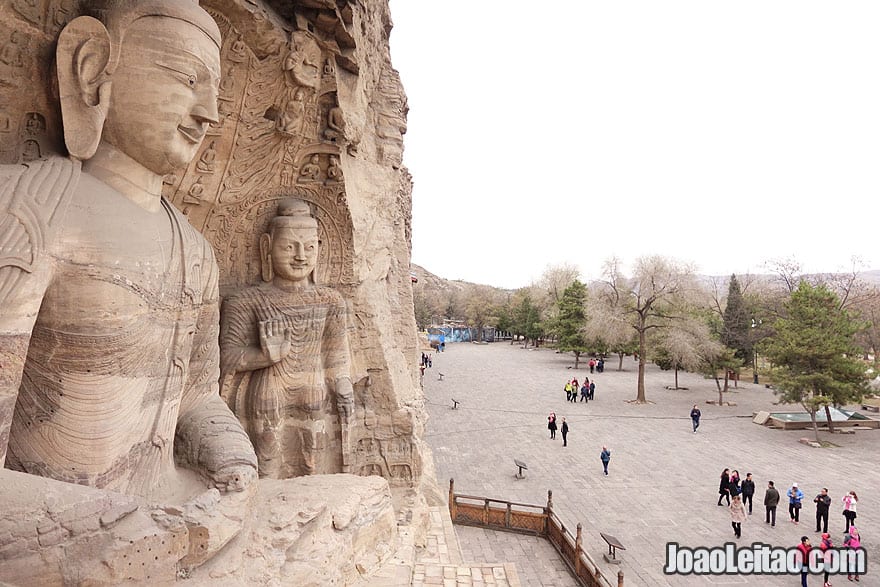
0;0;428;494
0;0;434;583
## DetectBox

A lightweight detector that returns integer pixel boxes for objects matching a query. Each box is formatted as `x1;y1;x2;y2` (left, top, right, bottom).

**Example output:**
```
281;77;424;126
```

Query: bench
438;373;445;381
451;398;460;409
600;532;626;564
514;459;528;479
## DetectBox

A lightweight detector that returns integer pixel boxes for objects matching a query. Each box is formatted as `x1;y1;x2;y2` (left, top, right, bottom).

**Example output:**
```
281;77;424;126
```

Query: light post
751;318;762;384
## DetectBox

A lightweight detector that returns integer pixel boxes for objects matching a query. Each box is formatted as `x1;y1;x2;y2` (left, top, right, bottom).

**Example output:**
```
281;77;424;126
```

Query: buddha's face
101;17;220;175
270;224;318;284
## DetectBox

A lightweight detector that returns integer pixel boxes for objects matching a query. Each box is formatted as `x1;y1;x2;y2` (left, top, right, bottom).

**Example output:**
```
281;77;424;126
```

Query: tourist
764;481;780;526
597;358;605;373
548;412;557;439
600;445;611;476
844;527;861;582
813;488;831;533
569;379;578;403
718;468;731;506
580;381;589;402
589;358;596;373
819;532;833;587
690;404;701;433
564;380;573;402
741;473;755;515
561;418;569;447
788;483;804;524
589;381;595;400
842;491;858;532
728;470;741;497
796;536;812;587
729;494;747;538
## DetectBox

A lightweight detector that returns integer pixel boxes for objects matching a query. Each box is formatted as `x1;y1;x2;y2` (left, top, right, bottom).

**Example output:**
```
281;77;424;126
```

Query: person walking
729;494;747;538
561;418;569;447
844;527;861;582
548;412;557;440
588;381;595;400
600;445;611;476
788;483;804;525
741;473;755;515
814;488;831;533
718;468;731;506
819;532;833;587
597;358;605;373
842;491;858;532
564;381;573;402
796;536;812;587
589;358;596;373
690;404;701;433
764;480;780;526
580;381;589;402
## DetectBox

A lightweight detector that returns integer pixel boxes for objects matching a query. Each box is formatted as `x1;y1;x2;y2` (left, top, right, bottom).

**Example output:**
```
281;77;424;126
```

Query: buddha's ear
56;16;113;160
259;233;273;282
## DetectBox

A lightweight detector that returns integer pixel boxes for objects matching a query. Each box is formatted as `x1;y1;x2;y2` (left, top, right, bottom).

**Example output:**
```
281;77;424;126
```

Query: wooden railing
448;479;623;587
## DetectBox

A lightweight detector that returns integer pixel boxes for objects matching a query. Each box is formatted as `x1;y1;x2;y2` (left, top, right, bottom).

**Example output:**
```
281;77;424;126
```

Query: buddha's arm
175;254;257;491
0;160;77;466
323;294;354;407
0;265;50;466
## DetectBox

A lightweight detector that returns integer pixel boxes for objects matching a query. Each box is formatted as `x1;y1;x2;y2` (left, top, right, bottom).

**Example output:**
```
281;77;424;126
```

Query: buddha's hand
259;319;291;363
211;462;258;493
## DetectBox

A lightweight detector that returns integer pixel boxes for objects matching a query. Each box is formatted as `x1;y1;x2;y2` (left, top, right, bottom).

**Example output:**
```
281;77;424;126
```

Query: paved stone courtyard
423;342;880;586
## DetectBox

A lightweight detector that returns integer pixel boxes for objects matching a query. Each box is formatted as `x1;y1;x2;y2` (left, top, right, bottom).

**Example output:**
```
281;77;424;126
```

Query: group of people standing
546;412;611;475
717;468;864;582
563;377;596;403
587;357;604;373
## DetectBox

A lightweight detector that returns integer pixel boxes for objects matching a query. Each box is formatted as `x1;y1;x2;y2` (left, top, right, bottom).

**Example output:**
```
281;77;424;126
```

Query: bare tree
592;256;697;403
538;263;581;304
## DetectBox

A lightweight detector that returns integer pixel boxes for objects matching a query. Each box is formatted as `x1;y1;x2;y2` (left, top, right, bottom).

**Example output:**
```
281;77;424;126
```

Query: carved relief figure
323;100;345;142
0;30;24;86
283;30;322;89
326;155;343;183
24;112;45;135
229;36;247;63
0;0;257;563
220;198;354;478
196;140;217;173
298;153;321;182
276;88;305;136
20;138;41;161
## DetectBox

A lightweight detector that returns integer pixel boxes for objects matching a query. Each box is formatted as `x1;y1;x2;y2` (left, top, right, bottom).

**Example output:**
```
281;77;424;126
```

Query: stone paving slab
423;343;880;586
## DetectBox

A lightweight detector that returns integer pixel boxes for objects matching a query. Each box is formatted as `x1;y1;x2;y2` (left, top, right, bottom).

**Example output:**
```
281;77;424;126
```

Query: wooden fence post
575;523;583;576
618;569;624;587
483;499;490;525
448;479;456;520
544;490;553;535
505;502;512;529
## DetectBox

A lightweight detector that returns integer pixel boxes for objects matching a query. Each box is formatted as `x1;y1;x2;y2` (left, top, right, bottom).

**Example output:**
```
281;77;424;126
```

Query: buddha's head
57;0;221;174
260;198;320;286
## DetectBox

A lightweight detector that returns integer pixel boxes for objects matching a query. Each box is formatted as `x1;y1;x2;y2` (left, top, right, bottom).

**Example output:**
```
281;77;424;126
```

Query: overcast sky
387;1;880;290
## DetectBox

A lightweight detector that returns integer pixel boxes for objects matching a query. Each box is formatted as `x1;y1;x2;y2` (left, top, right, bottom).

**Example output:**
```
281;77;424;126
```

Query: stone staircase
366;506;521;586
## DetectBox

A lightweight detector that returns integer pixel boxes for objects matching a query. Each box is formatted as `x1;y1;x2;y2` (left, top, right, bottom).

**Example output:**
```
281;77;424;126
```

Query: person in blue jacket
787;482;804;524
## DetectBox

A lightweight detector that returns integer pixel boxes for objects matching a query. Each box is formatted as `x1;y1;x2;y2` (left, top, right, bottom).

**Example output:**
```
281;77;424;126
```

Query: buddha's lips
178;125;204;144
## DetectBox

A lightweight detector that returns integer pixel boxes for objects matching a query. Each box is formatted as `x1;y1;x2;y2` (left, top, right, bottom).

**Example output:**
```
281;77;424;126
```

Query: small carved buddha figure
196;140;217;173
323;101;345;142
298;153;321;182
220;198;354;478
326;155;343;183
276;89;305;136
